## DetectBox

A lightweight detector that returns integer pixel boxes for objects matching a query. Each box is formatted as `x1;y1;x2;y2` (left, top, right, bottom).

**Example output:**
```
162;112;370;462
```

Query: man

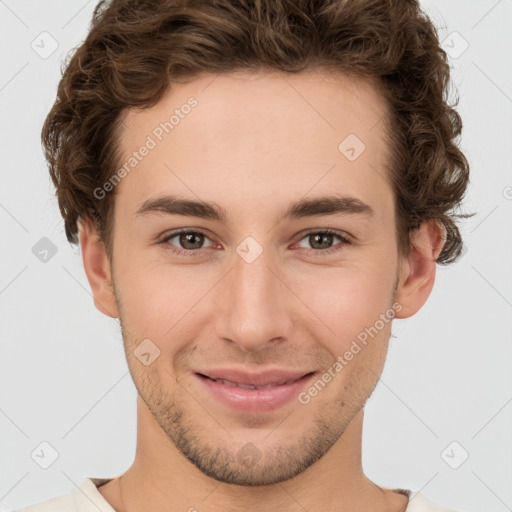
17;0;472;510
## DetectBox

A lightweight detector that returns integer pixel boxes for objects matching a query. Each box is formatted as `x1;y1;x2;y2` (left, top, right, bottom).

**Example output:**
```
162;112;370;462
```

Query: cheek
113;252;217;338
114;232;397;347
294;263;394;348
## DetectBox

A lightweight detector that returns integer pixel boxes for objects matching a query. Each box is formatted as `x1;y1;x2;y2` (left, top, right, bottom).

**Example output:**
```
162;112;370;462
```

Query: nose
213;239;295;353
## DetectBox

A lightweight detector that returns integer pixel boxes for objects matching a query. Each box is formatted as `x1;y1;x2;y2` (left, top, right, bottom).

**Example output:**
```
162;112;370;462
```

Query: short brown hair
42;0;473;264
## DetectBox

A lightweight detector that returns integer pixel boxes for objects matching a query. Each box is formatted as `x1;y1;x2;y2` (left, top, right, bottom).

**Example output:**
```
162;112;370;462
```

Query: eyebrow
135;194;375;222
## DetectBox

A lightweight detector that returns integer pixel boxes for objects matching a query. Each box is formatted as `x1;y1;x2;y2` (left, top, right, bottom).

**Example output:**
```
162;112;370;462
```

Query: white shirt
14;478;466;512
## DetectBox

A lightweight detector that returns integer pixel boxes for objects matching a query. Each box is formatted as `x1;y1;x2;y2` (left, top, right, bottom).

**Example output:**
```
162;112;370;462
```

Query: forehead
116;69;393;219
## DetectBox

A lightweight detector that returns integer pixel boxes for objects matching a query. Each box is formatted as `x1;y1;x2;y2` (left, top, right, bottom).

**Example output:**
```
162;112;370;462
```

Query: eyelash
157;228;351;257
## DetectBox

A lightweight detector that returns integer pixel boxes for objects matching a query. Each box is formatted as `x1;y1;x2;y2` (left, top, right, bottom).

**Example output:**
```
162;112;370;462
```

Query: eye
158;228;351;257
158;229;216;256
295;229;351;254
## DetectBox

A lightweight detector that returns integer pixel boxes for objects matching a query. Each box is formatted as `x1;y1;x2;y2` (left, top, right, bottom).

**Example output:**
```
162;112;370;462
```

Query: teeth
212;378;296;389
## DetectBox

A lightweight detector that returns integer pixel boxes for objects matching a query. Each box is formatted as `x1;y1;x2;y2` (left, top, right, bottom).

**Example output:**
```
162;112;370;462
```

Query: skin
80;69;445;512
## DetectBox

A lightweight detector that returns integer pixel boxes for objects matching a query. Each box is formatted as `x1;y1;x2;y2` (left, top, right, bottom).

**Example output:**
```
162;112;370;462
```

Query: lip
194;369;316;413
197;368;313;387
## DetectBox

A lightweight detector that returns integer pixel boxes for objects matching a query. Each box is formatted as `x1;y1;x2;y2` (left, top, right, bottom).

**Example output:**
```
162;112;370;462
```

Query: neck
102;397;407;512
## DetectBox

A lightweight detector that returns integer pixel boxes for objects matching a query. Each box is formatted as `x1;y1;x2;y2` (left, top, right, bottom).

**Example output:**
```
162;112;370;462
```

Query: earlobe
394;219;446;319
79;217;119;319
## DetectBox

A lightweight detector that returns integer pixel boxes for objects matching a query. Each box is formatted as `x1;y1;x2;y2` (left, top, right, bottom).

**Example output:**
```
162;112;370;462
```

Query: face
90;69;411;485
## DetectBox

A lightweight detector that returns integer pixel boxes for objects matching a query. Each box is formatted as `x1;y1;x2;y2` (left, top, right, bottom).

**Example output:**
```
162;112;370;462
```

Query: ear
79;217;119;318
394;219;446;319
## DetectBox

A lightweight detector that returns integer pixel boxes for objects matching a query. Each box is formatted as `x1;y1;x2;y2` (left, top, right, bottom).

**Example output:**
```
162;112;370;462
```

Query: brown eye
296;229;351;254
178;232;205;250
308;232;335;250
159;229;215;255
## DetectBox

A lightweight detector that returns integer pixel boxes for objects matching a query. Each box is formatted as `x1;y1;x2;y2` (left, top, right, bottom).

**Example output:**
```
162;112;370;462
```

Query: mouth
194;370;317;413
198;374;308;389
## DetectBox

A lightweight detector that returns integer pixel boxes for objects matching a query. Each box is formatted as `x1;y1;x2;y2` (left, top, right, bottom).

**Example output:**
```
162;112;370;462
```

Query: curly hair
42;0;473;264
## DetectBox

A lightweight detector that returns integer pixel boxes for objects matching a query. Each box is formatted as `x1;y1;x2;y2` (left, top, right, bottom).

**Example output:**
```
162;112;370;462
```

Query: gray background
1;0;511;510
